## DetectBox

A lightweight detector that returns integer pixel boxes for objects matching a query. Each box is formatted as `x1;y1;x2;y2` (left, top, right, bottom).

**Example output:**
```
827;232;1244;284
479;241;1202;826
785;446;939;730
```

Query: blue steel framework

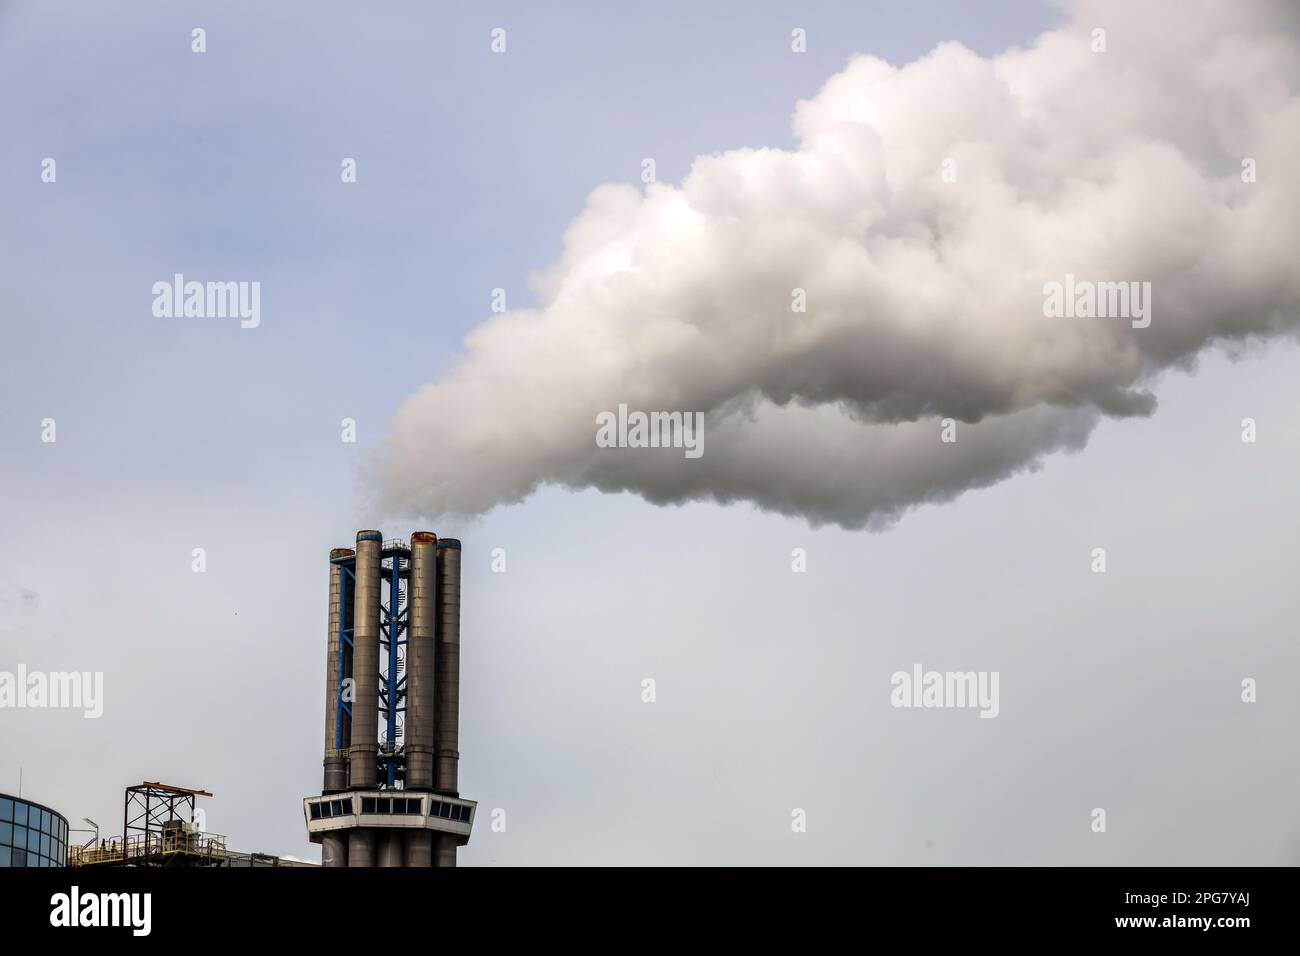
330;545;408;788
379;547;409;787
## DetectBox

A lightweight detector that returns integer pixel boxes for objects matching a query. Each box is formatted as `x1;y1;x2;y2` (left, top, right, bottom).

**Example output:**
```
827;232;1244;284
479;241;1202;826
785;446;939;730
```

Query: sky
1;0;1298;865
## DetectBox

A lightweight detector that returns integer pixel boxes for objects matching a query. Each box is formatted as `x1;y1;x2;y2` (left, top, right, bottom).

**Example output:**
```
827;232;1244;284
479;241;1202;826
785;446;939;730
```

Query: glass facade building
0;794;69;867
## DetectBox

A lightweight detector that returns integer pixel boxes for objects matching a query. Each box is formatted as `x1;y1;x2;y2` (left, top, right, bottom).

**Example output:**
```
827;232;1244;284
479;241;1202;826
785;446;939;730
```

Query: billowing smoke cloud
376;0;1300;529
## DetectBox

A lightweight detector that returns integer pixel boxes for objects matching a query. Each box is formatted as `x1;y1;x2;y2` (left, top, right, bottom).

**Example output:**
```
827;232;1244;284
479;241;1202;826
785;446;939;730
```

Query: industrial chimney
305;531;475;867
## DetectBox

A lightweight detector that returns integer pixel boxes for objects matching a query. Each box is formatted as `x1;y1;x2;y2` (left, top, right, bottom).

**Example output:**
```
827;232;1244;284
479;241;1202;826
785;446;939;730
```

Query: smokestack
406;533;437;788
322;547;354;868
434;538;462;867
405;830;432;868
305;529;473;868
405;532;438;867
347;829;374;868
377;830;404;867
322;834;346;869
347;530;383;867
349;531;383;790
323;547;354;792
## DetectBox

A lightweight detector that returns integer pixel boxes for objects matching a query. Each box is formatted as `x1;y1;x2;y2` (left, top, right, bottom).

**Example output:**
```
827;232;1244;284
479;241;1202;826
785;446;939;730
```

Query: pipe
347;829;374;868
406;831;432;868
434;538;461;795
377;830;404;867
323;548;354;798
406;533;437;791
435;538;462;867
435;836;457;868
321;833;347;868
349;531;383;790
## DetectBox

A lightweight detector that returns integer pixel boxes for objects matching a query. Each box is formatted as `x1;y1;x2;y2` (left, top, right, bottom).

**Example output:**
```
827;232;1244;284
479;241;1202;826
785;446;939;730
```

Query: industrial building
65;781;313;867
0;793;69;867
0;780;310;868
3;529;471;869
304;531;474;866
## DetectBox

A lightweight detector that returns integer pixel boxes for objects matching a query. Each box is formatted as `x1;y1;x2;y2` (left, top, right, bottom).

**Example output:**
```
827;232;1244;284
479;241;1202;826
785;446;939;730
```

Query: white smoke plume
376;0;1300;529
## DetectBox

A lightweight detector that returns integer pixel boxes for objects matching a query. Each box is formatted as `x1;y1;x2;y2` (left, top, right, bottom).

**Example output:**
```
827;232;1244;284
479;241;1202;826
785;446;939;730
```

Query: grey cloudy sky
2;0;1298;865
